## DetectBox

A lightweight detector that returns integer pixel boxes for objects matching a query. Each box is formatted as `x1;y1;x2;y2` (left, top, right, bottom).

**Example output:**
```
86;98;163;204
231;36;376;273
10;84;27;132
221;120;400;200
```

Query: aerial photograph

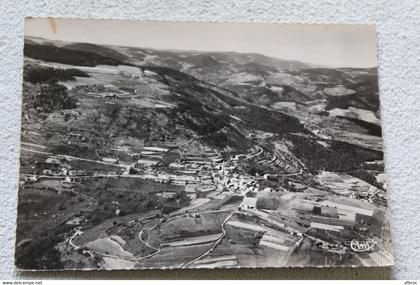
15;19;393;270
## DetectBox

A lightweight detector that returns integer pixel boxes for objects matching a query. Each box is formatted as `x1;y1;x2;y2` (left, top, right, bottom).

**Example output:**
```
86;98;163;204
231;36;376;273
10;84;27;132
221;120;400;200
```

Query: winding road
179;209;236;268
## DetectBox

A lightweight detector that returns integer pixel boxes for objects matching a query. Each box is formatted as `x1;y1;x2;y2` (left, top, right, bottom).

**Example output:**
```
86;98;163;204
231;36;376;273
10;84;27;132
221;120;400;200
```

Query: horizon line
24;35;378;70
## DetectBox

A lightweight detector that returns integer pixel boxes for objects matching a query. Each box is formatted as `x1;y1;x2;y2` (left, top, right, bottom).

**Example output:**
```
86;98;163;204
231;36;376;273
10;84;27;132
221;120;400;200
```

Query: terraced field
15;34;393;270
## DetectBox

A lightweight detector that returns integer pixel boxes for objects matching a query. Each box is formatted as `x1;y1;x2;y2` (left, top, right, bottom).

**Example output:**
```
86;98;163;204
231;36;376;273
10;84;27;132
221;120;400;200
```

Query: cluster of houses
132;144;267;202
37;156;87;177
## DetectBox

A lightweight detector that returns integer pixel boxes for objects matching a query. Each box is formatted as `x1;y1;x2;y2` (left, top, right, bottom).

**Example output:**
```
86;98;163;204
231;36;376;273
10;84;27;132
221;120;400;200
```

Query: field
15;35;393;270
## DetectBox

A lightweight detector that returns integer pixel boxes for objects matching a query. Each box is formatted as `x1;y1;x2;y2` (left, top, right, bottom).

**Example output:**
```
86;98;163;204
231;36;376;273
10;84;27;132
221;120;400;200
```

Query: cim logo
346;239;377;252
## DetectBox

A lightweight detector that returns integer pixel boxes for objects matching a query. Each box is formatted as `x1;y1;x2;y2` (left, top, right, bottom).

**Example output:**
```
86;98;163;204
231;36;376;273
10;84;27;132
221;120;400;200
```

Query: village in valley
16;36;393;270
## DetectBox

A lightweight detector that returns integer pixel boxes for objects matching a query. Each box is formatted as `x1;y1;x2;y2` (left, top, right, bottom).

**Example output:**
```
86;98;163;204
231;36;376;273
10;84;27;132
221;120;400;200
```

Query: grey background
0;0;419;280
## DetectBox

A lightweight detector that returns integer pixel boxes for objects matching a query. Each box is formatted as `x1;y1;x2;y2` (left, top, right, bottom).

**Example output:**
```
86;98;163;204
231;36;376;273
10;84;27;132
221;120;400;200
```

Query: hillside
16;37;391;270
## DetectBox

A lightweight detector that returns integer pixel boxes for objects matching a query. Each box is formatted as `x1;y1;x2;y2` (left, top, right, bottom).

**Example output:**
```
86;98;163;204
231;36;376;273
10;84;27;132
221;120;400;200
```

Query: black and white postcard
15;18;393;270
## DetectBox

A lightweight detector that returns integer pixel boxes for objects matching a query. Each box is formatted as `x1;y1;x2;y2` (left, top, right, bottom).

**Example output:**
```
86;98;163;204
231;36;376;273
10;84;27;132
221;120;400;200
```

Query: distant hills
24;37;380;113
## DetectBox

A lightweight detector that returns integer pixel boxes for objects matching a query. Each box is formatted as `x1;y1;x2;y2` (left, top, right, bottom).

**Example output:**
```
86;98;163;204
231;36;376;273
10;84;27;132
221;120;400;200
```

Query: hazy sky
25;18;378;68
